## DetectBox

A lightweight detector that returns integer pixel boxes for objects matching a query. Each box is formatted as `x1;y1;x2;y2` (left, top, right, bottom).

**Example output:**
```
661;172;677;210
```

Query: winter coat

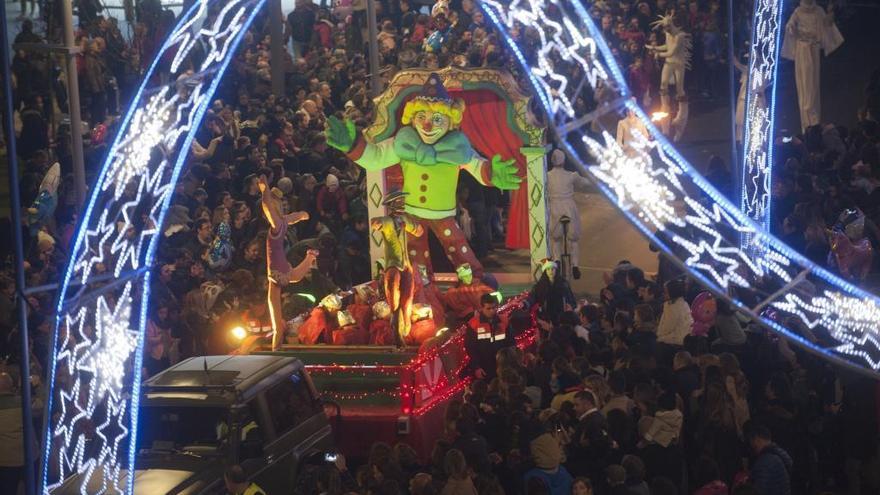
524;466;573;495
750;444;792;495
657;298;693;345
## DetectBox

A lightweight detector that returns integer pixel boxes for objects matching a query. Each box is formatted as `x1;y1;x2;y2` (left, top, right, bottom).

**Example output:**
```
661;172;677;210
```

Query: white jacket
656;298;693;345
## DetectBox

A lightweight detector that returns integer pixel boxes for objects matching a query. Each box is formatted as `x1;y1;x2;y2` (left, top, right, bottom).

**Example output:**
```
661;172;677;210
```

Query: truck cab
55;355;333;494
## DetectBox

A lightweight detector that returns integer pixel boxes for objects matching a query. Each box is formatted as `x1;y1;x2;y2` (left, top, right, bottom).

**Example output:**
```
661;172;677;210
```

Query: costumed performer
646;13;692;141
298;293;343;345
371;190;424;347
782;0;843;131
530;259;576;325
258;176;318;350
442;263;493;321
546;149;591;280
325;72;521;279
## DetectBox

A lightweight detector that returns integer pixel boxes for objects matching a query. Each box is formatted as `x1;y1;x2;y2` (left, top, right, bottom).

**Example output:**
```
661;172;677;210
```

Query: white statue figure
647;14;692;142
546;149;591;280
782;0;843;131
616;105;650;156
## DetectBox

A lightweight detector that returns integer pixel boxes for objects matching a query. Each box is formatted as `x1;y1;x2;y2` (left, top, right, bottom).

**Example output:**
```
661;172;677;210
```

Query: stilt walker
546;149;590;280
782;0;843;131
647;13;692;142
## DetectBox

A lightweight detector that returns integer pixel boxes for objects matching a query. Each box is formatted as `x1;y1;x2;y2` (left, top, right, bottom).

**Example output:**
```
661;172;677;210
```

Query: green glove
490;154;522;190
325;115;357;153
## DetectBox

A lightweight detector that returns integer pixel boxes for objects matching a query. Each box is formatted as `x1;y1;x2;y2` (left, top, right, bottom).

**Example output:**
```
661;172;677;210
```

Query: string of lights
740;0;783;250
479;0;880;375
44;1;265;493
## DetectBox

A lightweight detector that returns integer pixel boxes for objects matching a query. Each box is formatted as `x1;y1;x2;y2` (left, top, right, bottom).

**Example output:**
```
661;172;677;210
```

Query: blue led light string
740;0;784;251
478;0;880;377
43;0;265;492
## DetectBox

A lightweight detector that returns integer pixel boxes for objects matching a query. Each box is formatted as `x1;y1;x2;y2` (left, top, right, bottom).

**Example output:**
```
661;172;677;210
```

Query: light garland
44;0;265;493
479;0;880;374
740;0;783;250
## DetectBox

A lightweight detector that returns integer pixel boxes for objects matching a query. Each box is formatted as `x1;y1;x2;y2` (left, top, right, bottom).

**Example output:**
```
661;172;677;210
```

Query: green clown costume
325;73;521;278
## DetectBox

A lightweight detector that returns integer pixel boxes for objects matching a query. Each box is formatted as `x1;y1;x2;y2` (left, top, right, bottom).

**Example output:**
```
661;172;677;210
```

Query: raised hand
325;115;357;153
490;154;522;190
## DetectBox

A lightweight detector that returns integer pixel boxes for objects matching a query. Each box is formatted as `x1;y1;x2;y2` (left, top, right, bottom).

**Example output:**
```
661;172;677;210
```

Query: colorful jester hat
419;73;452;103
337;310;357;328
456;263;474;285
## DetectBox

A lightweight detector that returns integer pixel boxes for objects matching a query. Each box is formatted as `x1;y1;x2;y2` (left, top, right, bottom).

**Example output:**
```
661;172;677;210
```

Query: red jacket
315;186;348;218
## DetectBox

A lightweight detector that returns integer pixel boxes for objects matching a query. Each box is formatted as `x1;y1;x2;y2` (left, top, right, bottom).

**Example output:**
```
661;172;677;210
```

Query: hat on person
277;177;294;195
37;231;55;253
455;263;473;280
530;433;563;470
382;189;408;206
412;303;433;322
337;310;357;328
319;293;343;311
166;205;193;227
373;301;391;319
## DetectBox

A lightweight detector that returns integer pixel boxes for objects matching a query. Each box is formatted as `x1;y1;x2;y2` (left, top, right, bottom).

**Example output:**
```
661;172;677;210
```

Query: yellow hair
401;98;466;129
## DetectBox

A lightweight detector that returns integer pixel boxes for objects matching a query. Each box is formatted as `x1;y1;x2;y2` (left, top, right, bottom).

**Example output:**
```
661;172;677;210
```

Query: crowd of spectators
0;0;879;494
295;258;879;495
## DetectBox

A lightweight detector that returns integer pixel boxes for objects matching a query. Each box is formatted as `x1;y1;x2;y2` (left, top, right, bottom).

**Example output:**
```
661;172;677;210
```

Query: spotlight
230;326;247;341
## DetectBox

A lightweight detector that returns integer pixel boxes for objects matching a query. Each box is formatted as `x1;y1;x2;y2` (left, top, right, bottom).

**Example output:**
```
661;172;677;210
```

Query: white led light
44;0;265;493
480;0;880;373
740;0;783;249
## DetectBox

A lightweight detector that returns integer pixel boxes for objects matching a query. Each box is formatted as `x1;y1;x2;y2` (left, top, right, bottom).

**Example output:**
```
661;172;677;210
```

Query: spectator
746;423;792;495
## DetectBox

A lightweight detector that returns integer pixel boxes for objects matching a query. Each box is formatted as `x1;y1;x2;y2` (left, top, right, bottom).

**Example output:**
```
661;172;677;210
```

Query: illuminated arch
42;0;265;492
44;0;878;493
480;0;880;376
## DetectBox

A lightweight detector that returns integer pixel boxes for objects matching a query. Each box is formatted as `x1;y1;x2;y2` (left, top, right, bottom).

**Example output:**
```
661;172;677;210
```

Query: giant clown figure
325;73;521;279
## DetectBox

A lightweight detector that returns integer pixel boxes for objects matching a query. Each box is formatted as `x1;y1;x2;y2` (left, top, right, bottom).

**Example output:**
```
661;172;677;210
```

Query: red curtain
452;88;530;250
383;88;531;250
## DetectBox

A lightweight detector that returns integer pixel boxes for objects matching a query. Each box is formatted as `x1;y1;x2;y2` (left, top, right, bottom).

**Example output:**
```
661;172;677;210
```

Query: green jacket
347;127;493;219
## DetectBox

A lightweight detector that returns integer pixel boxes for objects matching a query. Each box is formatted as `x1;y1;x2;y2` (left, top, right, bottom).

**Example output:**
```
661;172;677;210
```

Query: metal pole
269;0;285;97
366;0;381;98
1;2;37;494
62;0;87;206
727;0;739;195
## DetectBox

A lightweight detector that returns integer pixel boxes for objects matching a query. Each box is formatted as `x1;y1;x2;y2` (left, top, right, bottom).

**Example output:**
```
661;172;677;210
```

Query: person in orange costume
413;264;446;328
369;301;394;345
442;263;493;322
332;310;369;345
298;293;342;344
348;286;376;335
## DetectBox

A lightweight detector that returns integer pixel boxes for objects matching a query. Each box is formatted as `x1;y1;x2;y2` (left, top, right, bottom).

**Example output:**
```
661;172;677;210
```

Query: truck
53;355;334;494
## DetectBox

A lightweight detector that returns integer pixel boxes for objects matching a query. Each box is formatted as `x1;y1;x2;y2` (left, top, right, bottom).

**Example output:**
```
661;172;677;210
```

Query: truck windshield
137;406;229;451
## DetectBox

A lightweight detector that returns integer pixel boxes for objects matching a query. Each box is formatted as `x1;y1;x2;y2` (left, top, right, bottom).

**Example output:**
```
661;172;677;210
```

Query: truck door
249;371;331;493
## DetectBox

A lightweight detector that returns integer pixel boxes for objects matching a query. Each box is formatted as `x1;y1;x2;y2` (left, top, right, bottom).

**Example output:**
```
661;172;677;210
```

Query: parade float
248;67;546;457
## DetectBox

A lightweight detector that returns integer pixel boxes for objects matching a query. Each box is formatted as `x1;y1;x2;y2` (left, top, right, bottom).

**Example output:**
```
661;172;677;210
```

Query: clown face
412;110;451;144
